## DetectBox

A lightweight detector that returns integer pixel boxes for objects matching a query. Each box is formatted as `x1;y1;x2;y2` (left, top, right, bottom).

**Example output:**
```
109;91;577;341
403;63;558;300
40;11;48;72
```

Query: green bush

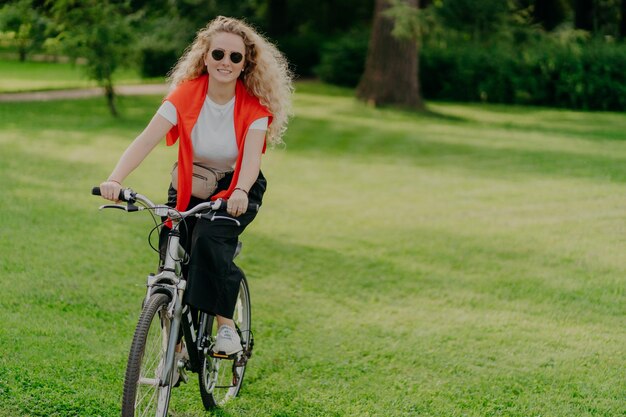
315;29;369;87
304;23;626;111
420;39;626;111
138;44;179;78
577;42;626;110
275;31;328;77
420;43;524;103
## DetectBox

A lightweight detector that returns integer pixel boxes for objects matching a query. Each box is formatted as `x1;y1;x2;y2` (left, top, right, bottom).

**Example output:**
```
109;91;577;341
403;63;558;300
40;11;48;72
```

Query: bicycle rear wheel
198;276;252;408
122;293;173;417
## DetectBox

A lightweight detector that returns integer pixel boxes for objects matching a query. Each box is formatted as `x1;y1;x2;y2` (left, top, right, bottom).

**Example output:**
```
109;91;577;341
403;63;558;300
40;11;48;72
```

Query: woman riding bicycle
99;16;293;355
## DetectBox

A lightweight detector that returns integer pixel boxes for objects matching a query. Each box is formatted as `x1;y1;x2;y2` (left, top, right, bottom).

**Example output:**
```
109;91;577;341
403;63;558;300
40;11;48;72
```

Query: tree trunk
104;79;118;117
356;0;423;109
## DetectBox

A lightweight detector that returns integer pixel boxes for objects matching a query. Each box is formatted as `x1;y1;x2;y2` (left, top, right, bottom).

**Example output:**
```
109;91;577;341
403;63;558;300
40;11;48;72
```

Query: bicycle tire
198;276;252;408
122;293;174;417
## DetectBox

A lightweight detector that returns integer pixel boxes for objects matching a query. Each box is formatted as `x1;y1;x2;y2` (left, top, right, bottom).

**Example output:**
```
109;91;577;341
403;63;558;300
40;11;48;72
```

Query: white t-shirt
157;96;268;171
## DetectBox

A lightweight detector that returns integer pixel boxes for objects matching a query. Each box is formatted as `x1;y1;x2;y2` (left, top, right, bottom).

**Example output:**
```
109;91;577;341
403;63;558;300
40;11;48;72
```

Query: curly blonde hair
167;16;294;146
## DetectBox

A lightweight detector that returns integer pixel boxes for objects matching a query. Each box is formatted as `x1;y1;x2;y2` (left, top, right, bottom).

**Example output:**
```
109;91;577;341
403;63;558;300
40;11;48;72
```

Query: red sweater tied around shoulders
164;74;273;213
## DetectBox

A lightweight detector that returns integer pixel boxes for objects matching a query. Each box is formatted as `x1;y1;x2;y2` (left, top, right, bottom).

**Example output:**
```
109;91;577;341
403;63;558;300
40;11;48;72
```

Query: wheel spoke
136;387;158;417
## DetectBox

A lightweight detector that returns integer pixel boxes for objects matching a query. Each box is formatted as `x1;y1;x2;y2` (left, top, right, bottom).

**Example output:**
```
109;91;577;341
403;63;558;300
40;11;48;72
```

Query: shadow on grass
286;116;626;183
372;102;469;123
247;229;624;323
3;95;625;185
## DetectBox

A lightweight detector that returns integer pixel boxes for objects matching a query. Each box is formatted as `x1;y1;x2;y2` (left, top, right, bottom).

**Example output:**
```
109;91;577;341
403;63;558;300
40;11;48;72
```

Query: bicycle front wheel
199;276;252;408
122;293;173;417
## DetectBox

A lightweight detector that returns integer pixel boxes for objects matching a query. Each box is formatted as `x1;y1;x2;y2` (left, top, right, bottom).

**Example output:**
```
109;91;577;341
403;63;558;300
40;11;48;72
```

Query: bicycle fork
161;281;186;387
154;226;188;388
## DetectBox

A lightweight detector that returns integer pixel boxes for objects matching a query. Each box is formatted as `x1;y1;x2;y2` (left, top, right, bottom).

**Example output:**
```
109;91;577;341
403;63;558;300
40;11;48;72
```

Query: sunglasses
211;49;244;64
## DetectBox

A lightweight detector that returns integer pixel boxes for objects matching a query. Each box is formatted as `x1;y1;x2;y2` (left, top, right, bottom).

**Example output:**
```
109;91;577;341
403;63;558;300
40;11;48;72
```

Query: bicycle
91;186;257;416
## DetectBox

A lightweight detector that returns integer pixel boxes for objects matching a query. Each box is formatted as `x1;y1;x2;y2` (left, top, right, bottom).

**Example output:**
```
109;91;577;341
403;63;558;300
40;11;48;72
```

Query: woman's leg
217;316;236;328
185;219;250;318
185;172;266;353
185;172;265;318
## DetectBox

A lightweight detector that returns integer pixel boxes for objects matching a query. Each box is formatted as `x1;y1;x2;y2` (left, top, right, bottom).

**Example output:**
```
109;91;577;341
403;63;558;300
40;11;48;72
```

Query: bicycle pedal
209;350;238;360
174;360;189;386
179;370;189;384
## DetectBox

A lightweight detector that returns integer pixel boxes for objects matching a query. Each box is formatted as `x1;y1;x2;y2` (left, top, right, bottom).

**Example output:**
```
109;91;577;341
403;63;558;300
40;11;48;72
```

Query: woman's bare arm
100;113;173;201
227;128;266;216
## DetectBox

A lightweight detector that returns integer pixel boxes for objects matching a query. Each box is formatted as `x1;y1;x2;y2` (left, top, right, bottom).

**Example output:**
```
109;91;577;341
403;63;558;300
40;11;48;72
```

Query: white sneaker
213;325;243;355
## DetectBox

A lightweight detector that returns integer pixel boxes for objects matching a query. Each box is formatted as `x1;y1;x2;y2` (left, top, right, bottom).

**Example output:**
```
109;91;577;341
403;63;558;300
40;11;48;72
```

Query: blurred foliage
522;0;570;31
48;0;138;115
0;0;50;60
314;28;370;87
48;0;136;78
434;0;512;41
316;0;626;111
138;44;179;78
125;0;374;77
1;0;625;111
413;0;626;110
573;0;624;37
421;39;625;110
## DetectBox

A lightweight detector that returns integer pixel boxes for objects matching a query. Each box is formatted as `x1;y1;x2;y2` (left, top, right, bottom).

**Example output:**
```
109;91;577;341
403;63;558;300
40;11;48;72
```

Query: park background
0;0;625;416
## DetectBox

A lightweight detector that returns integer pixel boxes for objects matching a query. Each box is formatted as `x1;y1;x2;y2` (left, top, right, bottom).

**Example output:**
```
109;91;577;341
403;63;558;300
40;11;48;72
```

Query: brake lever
212;215;241;226
200;212;241;226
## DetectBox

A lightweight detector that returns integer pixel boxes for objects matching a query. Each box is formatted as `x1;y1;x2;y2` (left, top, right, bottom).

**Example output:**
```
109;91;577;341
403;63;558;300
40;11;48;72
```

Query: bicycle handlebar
91;186;259;219
92;186;128;201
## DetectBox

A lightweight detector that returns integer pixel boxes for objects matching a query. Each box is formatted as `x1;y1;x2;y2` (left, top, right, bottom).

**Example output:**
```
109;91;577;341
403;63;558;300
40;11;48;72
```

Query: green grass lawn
0;82;625;416
0;59;163;93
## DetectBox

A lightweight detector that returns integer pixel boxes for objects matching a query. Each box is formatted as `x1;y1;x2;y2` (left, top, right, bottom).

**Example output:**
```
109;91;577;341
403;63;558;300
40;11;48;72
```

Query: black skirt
159;171;266;318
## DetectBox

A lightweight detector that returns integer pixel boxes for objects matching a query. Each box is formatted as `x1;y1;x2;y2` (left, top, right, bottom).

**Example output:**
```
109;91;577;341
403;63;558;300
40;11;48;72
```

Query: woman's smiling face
205;32;246;85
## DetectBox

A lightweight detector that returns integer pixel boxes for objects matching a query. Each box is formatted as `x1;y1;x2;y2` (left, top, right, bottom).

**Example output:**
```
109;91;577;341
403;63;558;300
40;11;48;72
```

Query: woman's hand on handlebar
227;188;249;217
100;180;123;202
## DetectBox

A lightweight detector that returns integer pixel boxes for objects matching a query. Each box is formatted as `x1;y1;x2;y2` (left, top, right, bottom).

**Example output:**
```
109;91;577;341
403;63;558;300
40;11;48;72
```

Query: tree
50;0;136;116
356;0;423;108
0;0;49;61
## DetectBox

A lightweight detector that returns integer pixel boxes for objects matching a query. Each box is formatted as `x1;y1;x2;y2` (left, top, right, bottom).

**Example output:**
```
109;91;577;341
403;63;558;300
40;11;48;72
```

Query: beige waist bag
171;162;228;200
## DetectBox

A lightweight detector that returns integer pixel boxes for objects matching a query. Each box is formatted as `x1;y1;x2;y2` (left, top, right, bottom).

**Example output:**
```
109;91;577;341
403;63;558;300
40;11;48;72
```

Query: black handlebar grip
91;186;127;201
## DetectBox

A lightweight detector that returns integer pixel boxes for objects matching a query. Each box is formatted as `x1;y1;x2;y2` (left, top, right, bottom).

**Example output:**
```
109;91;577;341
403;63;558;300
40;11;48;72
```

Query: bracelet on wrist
107;179;122;186
234;187;249;195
